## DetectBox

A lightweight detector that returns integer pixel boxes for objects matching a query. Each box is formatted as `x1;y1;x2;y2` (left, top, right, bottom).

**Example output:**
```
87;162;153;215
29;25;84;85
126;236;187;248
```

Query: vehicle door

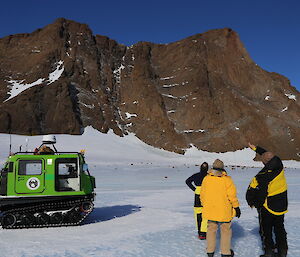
15;159;45;194
55;158;80;192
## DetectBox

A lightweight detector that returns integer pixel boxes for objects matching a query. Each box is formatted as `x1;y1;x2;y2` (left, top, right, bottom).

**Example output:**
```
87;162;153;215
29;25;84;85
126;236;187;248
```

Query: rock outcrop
0;18;299;160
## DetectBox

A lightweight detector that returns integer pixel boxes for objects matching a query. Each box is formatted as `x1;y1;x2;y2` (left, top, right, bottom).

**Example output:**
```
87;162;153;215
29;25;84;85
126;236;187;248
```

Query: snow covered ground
0;127;299;257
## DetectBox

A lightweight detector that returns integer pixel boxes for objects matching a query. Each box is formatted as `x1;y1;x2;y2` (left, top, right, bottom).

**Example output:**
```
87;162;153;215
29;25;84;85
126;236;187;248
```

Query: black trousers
194;194;206;236
195;212;205;236
258;207;288;252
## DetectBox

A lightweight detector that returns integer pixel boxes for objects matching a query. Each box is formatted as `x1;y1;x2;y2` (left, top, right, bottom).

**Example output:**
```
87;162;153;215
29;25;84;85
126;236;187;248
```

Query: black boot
259;248;275;257
221;249;234;257
277;248;287;257
207;253;214;257
198;232;206;240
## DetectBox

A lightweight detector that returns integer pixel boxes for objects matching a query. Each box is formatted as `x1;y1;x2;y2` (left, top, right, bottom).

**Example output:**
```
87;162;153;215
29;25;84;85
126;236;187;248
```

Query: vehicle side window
8;162;14;172
19;160;42;175
55;158;79;192
58;162;78;178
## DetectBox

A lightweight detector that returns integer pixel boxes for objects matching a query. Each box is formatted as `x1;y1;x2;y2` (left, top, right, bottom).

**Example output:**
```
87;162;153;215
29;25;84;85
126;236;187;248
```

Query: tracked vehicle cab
0;135;96;229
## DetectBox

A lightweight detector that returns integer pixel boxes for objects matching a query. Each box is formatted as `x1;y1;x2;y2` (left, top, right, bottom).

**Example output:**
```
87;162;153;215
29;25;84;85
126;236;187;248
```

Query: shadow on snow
84;205;142;224
231;221;261;250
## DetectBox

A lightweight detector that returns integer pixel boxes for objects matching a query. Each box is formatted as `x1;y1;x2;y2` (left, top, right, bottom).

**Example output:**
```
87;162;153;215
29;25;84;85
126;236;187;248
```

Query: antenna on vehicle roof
9;134;12;156
8;113;12;156
25;138;29;152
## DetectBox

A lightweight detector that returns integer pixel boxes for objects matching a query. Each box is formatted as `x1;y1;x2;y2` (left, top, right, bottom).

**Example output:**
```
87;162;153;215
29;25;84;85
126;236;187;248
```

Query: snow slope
0;126;299;168
0;127;298;257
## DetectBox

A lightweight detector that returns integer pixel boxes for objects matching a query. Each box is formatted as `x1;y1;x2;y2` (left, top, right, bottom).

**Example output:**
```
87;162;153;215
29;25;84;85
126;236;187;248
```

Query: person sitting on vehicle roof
38;145;55;155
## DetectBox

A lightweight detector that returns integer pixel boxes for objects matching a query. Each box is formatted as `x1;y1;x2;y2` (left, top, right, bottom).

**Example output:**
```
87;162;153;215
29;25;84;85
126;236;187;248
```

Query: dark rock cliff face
0;18;299;160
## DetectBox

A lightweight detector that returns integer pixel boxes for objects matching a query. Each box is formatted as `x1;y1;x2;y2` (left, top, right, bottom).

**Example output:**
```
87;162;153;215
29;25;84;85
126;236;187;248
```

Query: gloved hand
235;207;241;218
248;142;256;150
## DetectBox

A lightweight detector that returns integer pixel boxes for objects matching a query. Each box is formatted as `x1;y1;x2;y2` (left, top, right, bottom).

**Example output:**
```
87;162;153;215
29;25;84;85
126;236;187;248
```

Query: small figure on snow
200;159;240;257
246;143;288;257
185;162;209;240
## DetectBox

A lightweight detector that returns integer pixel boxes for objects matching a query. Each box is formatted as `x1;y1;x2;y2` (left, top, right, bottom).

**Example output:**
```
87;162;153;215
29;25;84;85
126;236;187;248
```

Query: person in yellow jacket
246;143;288;257
200;159;240;257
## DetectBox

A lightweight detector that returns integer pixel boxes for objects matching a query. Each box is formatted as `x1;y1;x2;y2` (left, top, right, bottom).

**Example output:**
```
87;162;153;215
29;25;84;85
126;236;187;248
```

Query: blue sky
1;0;299;91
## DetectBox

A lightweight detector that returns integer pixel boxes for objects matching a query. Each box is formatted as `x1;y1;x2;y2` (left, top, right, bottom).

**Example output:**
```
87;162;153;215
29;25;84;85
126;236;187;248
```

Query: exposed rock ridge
0;18;299;160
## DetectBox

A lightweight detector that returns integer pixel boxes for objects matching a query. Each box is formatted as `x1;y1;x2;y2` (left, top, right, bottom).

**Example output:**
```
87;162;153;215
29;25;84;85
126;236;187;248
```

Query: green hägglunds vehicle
0;135;96;229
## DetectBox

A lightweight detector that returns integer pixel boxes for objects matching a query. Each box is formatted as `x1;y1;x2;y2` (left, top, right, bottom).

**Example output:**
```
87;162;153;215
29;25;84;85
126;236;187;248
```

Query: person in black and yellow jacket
246;143;288;257
200;159;240;257
186;162;209;240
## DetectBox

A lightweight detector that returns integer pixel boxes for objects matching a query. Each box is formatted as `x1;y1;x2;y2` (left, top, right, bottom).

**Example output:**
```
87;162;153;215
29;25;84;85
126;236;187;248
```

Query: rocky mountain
0;18;299;160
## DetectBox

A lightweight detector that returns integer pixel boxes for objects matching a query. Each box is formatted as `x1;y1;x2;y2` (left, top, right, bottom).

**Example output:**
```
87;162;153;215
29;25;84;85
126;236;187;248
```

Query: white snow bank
125;112;138;119
4;61;64;102
47;60;64;84
0;128;299;257
285;93;297;101
0;165;299;257
4;78;45;102
0;126;299;168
